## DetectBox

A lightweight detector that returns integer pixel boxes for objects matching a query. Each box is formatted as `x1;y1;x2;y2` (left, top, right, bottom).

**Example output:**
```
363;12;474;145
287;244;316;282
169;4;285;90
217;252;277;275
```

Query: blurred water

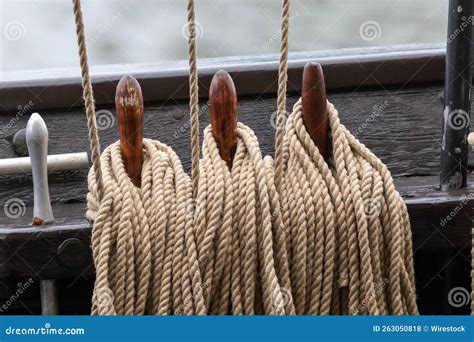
1;0;448;71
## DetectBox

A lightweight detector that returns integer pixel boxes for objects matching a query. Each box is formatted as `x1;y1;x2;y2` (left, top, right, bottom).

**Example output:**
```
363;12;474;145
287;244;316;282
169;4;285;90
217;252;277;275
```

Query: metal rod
0;152;89;175
26;113;59;315
440;0;473;190
40;280;59;315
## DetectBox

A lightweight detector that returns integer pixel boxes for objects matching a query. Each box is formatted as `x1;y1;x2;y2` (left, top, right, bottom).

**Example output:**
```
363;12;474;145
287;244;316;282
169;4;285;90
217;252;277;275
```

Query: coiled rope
73;0;417;316
280;100;418;315
87;140;205;315
194;125;294;315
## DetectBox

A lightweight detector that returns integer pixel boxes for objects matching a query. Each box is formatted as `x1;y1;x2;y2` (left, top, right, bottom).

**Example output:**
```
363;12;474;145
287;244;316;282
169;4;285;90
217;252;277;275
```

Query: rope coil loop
195;124;295;315
280;99;418;315
87;139;206;315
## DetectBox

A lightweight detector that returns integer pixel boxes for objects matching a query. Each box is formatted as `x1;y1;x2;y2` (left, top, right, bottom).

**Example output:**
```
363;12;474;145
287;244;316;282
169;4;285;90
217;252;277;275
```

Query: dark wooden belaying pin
301;62;329;161
209;70;238;169
115;75;144;187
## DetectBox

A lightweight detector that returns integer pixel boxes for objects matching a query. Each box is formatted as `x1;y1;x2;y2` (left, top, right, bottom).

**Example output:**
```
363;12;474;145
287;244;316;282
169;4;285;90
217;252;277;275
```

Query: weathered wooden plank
0;44;448;113
2;84;471;206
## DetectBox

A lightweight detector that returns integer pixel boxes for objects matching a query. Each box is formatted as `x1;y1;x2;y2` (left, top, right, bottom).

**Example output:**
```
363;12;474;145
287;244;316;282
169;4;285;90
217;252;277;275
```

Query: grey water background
1;0;448;72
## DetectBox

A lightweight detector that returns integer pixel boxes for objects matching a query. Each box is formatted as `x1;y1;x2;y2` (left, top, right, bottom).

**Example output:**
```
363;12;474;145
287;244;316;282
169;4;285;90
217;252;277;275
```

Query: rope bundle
194;124;294;315
72;0;418;316
280;100;418;315
87;139;205;315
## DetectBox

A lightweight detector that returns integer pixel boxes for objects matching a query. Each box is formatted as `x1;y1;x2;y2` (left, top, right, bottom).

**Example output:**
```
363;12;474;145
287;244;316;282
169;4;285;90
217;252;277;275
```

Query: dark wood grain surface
1;84;471;206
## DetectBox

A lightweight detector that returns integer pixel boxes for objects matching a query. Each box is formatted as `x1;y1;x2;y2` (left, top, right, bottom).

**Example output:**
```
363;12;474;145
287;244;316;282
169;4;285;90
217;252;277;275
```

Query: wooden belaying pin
209;70;238;169
302;62;329;161
26;113;59;315
115;75;144;187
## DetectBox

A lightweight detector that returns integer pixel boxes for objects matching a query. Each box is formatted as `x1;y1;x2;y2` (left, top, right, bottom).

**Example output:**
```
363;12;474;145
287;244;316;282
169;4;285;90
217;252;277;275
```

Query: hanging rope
72;0;104;202
274;0;291;191
194;124;294;315
87;140;206;315
72;0;418;317
280;100;418;315
186;0;201;199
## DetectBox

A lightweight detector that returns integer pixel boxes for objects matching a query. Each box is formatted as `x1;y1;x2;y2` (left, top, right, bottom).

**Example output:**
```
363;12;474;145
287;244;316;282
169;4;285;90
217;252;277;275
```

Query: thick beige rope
280;99;418;315
72;0;104;202
274;0;291;191
186;0;200;199
194;124;295;315
87;139;207;315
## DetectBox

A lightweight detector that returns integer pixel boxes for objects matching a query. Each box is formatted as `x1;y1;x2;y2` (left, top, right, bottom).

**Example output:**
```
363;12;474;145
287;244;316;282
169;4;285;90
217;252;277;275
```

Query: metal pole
26;113;59;315
440;0;473;190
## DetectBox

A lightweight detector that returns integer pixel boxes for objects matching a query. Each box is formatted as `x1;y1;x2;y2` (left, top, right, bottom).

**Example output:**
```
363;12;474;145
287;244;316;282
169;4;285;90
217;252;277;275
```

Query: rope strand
186;0;201;199
274;0;291;191
72;0;104;201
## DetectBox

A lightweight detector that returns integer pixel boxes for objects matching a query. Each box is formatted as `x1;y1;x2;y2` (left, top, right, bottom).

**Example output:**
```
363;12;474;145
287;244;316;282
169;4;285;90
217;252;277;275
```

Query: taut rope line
274;0;291;191
72;0;104;201
186;0;200;199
